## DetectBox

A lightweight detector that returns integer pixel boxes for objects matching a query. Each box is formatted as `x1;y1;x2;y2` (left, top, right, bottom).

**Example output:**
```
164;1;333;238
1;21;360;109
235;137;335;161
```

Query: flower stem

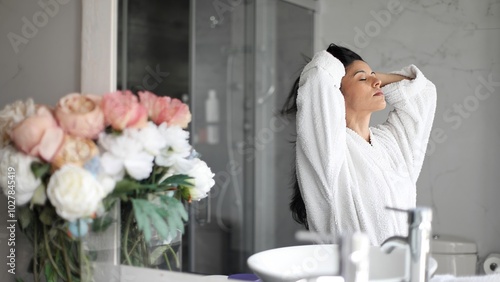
141;234;149;267
163;252;171;271
123;209;134;265
43;224;65;279
79;239;91;282
33;219;39;282
60;234;73;282
167;243;180;269
127;237;141;258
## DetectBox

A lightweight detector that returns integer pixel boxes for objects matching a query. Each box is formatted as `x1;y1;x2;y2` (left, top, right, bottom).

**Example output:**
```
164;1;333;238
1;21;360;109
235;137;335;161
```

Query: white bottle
205;90;219;145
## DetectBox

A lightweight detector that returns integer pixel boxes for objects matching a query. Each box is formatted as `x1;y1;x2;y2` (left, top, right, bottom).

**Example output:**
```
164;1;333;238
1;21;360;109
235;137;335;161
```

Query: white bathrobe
296;50;437;245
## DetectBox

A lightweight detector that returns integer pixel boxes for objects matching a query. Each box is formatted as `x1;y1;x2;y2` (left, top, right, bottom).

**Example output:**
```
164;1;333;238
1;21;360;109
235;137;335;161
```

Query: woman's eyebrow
352;70;366;77
352;70;375;77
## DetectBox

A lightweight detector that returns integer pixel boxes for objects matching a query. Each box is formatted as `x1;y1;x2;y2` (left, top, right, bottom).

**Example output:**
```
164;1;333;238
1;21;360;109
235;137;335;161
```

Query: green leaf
30;183;47;207
151;165;168;183
30;162;51;180
44;262;57;282
15;278;25;282
102;197;117;210
178;185;192;202
149;245;169;265
48;228;57;240
106;179;142;198
91;215;114;232
39;206;56;226
131;197;187;243
18;206;32;229
131;199;154;241
160;195;188;222
158;174;194;188
159;195;188;235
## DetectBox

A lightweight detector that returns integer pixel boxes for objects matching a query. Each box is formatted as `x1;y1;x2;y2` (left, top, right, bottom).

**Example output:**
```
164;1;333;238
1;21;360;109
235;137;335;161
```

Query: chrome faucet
295;230;370;282
341;232;370;282
381;207;433;282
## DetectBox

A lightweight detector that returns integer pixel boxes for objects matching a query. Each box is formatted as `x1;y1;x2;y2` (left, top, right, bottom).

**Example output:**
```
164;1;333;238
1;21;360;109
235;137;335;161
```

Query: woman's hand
375;72;411;87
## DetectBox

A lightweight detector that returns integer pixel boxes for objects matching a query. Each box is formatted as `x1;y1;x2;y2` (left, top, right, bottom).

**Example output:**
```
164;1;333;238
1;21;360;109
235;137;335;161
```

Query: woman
283;44;437;245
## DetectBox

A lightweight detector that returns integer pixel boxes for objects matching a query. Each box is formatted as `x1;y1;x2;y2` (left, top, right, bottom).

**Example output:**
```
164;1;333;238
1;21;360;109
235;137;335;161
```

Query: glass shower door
188;0;316;275
188;0;249;274
118;0;317;276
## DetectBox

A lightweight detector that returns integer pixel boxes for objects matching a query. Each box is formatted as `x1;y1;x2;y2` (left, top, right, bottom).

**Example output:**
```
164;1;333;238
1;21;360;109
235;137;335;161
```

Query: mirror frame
81;0;117;95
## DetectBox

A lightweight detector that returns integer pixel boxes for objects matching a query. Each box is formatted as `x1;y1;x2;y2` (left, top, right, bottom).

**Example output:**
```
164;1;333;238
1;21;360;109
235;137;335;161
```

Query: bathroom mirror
84;0;500;276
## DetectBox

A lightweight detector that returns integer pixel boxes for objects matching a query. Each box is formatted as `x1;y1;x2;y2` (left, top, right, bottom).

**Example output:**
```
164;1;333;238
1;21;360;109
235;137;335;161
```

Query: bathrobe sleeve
295;51;347;231
377;65;437;182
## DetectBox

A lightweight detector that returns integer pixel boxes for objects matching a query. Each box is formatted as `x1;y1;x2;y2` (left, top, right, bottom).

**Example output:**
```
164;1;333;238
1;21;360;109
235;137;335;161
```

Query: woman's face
340;60;386;113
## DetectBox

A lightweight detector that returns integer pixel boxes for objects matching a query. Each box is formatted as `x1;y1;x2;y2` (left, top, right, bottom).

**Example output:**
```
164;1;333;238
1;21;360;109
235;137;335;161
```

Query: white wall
0;0;81;281
317;0;500;264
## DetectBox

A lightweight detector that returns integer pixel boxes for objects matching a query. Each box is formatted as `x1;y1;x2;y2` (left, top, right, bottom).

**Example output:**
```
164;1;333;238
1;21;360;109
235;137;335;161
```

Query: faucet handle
385;207;433;282
385;206;408;213
385;206;433;226
341;232;370;282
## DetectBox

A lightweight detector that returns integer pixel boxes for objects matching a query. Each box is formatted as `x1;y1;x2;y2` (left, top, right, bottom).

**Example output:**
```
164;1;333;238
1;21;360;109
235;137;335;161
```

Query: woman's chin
374;101;387;112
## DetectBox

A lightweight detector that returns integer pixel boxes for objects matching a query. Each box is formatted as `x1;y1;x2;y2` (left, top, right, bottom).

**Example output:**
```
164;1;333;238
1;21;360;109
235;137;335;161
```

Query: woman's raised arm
295;51;348;231
376;65;437;182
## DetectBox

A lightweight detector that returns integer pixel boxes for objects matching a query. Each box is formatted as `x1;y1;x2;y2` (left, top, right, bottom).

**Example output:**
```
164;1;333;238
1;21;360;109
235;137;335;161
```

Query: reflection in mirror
118;0;317;276
117;0;189;101
116;0;500;279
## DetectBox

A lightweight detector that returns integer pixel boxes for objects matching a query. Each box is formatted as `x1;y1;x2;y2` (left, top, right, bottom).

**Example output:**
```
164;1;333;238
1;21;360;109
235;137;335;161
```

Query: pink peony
10;106;65;161
0;98;36;148
55;93;105;139
139;91;192;128
102;91;148;130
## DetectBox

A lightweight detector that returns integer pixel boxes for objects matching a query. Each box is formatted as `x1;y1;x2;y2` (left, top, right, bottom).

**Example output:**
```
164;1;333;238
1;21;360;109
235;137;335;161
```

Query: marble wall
0;1;81;281
0;0;81;107
318;0;500;263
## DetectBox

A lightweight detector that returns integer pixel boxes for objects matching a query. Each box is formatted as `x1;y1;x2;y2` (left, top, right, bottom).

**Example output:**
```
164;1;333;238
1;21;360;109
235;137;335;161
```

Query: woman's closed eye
359;72;375;81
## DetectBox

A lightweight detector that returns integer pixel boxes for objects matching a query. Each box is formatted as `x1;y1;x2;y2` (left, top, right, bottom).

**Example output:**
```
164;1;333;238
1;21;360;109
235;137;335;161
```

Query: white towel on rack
430;274;500;282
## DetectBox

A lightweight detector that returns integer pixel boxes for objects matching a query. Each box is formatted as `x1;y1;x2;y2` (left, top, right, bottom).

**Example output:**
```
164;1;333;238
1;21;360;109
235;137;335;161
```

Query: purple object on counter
227;273;262;281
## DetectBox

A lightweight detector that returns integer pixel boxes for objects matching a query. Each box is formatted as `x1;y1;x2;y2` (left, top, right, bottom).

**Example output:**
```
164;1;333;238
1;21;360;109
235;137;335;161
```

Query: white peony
0;145;42;205
125;122;167;156
98;132;154;180
185;158;215;201
83;156;116;196
155;124;192;168
0;99;36;148
47;165;106;221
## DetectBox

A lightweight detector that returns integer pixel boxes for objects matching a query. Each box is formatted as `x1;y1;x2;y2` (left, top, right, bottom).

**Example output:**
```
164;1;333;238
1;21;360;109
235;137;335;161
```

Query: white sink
247;244;437;282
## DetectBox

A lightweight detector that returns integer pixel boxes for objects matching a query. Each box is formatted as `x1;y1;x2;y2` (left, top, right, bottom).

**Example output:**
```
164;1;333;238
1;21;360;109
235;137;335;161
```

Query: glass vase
83;200;122;282
148;229;182;272
120;201;182;272
18;200;121;282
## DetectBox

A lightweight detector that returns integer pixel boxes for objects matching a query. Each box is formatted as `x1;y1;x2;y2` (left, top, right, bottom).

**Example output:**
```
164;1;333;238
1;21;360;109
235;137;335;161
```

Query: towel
296;50;437;245
430;274;500;282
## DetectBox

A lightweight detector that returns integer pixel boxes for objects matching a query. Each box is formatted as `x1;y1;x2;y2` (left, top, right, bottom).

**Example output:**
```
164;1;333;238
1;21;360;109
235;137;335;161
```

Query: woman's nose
372;76;382;88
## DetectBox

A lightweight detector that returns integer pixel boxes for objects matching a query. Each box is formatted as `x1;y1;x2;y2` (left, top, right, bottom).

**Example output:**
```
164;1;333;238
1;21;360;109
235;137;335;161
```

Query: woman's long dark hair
281;44;363;230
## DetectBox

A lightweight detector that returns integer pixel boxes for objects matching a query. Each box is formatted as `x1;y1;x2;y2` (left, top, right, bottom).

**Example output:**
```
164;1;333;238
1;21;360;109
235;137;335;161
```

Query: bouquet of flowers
0;90;215;281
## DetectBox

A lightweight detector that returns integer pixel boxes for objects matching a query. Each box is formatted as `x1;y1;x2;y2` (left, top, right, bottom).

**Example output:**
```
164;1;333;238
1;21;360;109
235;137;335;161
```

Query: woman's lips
374;91;384;96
